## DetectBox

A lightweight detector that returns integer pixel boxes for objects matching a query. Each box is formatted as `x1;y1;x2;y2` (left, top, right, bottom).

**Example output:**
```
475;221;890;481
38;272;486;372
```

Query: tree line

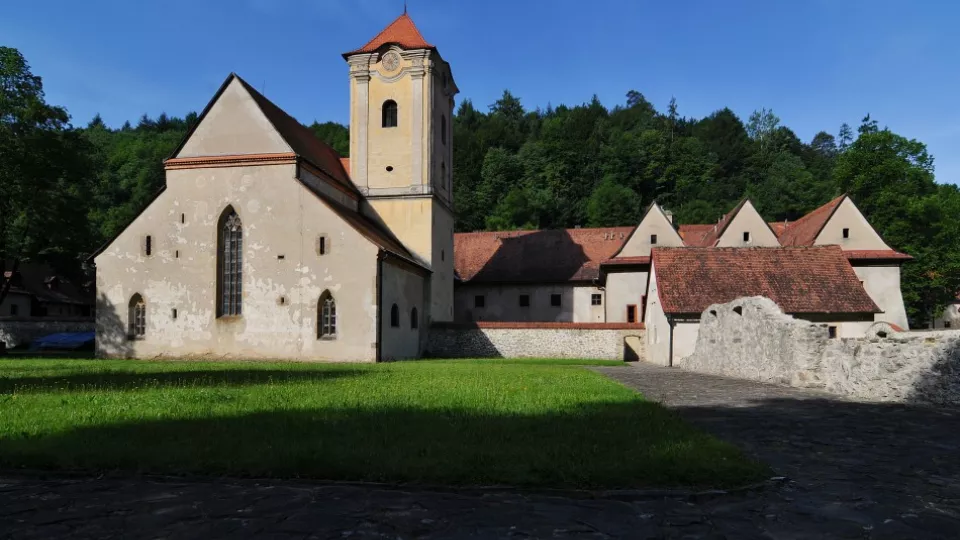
2;46;958;325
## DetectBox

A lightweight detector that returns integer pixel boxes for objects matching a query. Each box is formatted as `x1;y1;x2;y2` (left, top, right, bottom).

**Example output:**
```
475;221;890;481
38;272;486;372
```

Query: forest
2;46;959;326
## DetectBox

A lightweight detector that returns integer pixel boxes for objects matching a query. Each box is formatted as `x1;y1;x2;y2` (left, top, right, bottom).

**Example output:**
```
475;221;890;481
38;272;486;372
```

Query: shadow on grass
0;401;768;489
0;368;365;394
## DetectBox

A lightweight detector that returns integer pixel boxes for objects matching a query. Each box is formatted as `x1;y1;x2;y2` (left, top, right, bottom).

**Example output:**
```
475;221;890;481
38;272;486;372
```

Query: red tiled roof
768;221;789;236
339;157;350;174
844;250;913;261
652;246;880;315
455;227;634;283
678;199;749;247
343;13;435;57
678;224;716;245
778;194;845;246
601;256;651;266
233;76;358;197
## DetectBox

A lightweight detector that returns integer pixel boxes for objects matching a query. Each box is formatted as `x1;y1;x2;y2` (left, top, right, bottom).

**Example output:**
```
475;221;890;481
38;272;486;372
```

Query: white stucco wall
933;303;960;329
605;271;648;323
716;201;780;247
853;265;909;329
815;197;890;250
454;284;603;323
379;259;425;360
95;163;381;362
616;204;683;257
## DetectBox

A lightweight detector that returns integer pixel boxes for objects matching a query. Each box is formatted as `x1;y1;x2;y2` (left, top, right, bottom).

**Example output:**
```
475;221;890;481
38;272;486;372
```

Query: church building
93;14;456;361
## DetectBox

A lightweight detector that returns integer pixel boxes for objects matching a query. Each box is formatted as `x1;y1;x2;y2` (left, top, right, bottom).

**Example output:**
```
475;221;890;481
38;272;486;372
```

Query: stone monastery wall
679;296;960;405
427;322;646;361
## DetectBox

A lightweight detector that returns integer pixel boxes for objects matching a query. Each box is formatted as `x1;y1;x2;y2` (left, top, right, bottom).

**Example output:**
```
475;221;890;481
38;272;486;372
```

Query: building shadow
0;368;364;394
94;292;133;358
0;400;766;490
470;229;589;284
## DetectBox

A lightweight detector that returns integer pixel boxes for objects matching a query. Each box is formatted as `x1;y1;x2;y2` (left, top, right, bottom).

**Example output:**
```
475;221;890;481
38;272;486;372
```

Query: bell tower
344;13;459;322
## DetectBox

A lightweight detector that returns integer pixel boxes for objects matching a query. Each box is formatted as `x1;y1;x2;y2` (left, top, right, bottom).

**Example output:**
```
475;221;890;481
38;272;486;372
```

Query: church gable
815;196;890;250
716;200;780;247
174;76;292;158
614;203;683;257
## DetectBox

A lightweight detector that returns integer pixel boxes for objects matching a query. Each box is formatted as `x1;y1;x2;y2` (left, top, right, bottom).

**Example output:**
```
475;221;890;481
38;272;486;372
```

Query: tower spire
404;1;407;14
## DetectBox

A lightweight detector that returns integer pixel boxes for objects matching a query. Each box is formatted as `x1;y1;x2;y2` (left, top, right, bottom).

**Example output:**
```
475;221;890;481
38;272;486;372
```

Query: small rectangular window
945;322;952;328
828;326;838;339
627;305;637;323
519;294;530;307
144;235;152;256
318;236;327;256
591;294;602;306
10;304;18;316
550;294;562;307
742;231;750;243
474;295;485;308
842;228;850;239
650;234;657;245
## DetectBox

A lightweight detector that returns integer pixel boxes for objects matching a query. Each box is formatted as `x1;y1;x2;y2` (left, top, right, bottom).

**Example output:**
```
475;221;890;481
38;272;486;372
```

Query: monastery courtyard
2;360;958;539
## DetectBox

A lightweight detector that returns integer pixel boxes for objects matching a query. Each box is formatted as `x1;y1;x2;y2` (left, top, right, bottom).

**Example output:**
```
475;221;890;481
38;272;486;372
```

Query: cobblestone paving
2;364;958;539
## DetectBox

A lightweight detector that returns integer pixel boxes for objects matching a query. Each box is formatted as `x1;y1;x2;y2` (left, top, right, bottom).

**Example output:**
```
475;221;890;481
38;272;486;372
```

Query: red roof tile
678;224;716;245
768;221;789;236
844;250;913;261
343;13;435;57
601;256;651;266
778;194;845;246
652;246;880;315
339;157;350;174
455;227;634;283
678;199;750;247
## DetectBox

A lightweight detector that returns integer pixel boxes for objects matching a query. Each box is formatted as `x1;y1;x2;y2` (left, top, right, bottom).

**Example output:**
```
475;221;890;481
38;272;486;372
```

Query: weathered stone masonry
427;322;646;360
679;296;960;405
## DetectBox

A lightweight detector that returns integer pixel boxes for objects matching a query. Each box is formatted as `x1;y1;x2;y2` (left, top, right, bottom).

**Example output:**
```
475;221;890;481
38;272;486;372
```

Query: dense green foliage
1;47;958;325
0;358;766;488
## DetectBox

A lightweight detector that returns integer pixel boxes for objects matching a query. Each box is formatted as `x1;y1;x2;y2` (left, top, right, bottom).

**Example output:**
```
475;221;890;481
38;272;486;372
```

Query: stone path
2;364;959;539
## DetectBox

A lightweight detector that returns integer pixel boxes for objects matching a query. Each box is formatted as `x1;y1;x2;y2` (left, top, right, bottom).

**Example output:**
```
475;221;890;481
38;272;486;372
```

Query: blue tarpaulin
30;332;96;351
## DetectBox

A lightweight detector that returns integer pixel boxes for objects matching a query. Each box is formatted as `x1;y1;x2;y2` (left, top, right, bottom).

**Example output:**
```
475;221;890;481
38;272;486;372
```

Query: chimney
664;210;674;224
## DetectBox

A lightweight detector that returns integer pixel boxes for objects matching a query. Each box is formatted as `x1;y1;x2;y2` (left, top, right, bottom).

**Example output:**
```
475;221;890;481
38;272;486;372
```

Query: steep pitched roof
343;13;435;57
455;227;634;283
778;194;846;246
681;199;748;247
652;246;880;315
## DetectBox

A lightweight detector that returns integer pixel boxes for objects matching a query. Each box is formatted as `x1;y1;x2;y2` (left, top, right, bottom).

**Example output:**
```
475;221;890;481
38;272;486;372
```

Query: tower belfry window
441;114;447;145
382;100;398;128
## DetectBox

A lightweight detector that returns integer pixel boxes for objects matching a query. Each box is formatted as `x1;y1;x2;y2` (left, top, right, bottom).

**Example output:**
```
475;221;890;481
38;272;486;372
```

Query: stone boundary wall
679;297;960;405
0;318;95;349
428;322;646;360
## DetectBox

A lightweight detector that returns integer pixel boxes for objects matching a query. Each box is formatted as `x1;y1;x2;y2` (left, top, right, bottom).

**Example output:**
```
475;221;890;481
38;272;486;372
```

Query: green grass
0;358;768;488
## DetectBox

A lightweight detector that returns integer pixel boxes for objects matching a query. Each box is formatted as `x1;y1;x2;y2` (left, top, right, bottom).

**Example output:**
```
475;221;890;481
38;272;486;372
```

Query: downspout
667;314;675;367
376;250;384;363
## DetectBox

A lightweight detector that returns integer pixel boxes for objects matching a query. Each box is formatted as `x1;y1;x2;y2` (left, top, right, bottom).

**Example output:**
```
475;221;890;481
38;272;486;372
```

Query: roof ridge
344;13;435;57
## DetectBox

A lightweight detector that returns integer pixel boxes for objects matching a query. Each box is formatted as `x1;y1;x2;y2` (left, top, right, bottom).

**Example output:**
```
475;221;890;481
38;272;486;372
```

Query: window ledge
318;335;337;341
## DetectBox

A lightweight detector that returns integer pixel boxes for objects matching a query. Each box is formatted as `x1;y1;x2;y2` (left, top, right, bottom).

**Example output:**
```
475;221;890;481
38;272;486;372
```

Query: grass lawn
0;358;767;488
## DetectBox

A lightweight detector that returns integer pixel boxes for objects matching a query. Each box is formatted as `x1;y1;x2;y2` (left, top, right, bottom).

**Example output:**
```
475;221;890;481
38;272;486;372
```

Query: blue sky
4;0;958;184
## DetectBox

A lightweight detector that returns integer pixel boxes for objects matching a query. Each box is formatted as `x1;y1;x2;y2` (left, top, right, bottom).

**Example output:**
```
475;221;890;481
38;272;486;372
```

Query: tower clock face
382;52;400;72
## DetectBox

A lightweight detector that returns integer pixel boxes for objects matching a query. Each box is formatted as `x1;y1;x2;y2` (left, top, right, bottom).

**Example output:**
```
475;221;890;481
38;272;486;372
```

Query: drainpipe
376;251;384;363
667;315;675;367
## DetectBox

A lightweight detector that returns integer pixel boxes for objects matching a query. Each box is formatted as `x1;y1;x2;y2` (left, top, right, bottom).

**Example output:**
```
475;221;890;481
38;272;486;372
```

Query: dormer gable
814;195;891;250
613;202;683;257
715;200;780;247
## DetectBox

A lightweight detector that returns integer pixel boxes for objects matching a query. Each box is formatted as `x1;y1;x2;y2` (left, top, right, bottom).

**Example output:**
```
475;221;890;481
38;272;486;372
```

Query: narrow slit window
390;303;400;327
318;236;327;256
144;235;152;256
441;114;447;145
411;307;419;329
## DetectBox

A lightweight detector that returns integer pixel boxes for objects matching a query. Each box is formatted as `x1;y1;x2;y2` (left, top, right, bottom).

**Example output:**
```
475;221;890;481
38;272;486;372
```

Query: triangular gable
715;200;780;247
814;196;891;250
613;202;683;257
173;75;292;159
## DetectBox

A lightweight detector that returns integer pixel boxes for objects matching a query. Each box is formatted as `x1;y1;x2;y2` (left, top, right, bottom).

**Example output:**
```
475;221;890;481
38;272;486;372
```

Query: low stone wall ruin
427;322;646;361
679;297;960;405
0;318;95;349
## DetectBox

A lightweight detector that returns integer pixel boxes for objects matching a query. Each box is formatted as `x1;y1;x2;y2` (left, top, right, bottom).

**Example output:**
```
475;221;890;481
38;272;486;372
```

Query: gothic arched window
129;293;145;338
382;100;398;128
390;303;400;327
318;291;336;339
217;207;243;317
